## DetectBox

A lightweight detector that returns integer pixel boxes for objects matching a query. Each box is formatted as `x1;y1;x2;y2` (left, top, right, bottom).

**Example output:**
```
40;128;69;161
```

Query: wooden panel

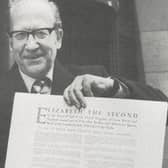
141;31;168;72
135;0;168;31
145;72;168;96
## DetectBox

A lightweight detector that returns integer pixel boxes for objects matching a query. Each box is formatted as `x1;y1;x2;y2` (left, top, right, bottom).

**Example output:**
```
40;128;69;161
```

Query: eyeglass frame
8;26;59;43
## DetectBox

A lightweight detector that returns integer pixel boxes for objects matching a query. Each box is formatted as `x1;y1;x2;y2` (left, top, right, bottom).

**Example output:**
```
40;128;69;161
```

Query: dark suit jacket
0;60;167;167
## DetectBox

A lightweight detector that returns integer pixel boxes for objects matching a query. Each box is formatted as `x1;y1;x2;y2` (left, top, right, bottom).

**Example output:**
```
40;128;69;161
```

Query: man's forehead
10;0;51;8
10;0;55;18
10;0;56;29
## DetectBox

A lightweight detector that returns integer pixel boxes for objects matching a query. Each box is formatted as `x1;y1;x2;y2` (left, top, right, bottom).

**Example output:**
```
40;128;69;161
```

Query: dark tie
31;77;52;94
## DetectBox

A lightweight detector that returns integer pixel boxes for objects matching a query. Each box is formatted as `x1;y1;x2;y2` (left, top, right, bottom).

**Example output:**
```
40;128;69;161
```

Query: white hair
9;0;62;27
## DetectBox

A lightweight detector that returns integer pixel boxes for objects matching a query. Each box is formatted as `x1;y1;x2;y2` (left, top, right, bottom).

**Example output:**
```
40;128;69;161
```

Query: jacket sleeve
117;77;168;101
65;64;168;101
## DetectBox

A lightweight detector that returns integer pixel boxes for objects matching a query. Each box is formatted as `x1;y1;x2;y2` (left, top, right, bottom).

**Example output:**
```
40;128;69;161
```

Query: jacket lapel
8;64;28;93
51;60;74;95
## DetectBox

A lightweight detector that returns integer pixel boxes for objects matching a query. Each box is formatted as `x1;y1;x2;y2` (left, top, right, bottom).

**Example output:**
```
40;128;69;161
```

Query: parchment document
5;93;167;168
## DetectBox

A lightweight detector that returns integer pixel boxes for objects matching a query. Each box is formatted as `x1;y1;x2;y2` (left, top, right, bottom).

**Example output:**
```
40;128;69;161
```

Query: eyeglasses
9;27;56;42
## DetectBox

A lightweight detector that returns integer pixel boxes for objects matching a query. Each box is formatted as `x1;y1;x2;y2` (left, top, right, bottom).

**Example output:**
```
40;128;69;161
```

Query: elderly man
0;0;167;166
5;0;167;106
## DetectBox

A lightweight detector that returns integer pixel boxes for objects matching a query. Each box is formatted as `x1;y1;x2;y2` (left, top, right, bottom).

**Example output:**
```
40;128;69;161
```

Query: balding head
10;0;62;31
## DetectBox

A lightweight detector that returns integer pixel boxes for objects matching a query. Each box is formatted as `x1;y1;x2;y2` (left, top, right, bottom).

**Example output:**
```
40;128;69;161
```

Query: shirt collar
19;67;54;92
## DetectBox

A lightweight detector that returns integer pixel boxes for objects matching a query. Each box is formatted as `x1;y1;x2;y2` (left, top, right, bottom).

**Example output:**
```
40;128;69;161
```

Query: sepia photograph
0;0;167;167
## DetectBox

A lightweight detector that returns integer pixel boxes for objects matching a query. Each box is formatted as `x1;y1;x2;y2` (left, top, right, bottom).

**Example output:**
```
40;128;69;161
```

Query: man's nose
25;34;39;50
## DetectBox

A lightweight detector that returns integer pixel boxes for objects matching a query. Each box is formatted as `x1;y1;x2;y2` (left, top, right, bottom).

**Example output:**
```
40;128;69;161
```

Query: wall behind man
135;0;168;96
0;0;9;75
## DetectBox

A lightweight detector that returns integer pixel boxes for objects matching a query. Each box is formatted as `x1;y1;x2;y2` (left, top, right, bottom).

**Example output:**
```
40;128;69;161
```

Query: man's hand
63;74;115;108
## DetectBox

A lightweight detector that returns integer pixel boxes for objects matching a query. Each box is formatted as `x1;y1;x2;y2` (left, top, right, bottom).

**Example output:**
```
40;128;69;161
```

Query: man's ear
56;28;63;49
8;37;16;69
8;36;13;53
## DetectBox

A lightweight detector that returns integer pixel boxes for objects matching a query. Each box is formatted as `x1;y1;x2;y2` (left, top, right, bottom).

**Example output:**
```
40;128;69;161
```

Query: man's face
10;1;62;79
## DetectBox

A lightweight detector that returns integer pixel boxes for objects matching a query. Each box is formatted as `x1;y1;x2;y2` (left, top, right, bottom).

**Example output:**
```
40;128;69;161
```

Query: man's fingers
68;86;81;108
71;76;87;108
63;86;72;106
64;85;81;108
71;77;87;108
64;76;85;108
74;87;86;108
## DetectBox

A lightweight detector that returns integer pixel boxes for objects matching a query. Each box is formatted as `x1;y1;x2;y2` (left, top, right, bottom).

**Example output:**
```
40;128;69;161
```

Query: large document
5;93;168;168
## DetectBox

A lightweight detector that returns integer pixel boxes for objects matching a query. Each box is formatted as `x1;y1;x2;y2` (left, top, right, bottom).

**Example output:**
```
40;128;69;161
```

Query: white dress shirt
19;67;54;93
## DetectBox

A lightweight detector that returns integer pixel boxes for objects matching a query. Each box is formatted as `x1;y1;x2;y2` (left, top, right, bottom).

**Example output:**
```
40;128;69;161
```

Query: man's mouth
24;54;43;60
